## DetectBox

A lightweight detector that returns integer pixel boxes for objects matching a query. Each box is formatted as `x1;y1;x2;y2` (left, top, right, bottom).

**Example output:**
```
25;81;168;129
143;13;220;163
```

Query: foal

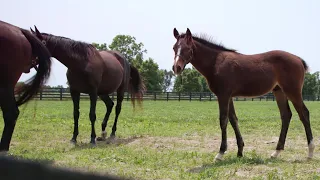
172;28;315;161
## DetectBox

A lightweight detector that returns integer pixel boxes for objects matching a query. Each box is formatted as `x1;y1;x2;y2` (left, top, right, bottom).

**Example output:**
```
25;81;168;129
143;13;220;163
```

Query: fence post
154;92;156;101
60;88;63;100
199;92;202;101
40;90;43;100
178;92;181;101
166;92;169;101
189;92;192;101
127;93;129;101
209;93;212;101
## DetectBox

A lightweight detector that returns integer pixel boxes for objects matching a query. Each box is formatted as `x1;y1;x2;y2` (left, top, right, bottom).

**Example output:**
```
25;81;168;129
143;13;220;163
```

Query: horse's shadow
69;135;142;151
187;154;315;173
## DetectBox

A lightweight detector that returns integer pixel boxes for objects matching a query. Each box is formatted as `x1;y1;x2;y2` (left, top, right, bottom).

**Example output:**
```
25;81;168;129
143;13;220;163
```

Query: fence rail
14;88;320;102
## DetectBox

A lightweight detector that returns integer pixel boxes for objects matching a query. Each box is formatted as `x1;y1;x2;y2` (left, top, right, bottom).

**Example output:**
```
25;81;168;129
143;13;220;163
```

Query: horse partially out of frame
0;20;52;153
172;28;315;161
31;26;145;145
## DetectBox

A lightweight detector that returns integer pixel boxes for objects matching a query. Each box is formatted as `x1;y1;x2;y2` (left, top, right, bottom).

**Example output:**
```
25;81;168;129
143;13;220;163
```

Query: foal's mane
180;33;237;52
42;33;96;62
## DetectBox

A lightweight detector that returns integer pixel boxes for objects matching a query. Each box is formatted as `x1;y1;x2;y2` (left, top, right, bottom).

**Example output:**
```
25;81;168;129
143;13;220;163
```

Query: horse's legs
110;92;124;138
96;95;114;141
228;99;244;157
270;87;292;158
0;88;19;152
89;93;98;145
214;95;231;161
70;89;80;144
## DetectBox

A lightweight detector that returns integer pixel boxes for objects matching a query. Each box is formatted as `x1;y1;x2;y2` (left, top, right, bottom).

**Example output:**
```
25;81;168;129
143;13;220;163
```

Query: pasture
1;100;320;179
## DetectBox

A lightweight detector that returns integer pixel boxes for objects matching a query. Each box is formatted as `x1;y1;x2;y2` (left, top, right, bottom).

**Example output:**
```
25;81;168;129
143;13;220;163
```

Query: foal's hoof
214;153;224;162
270;150;282;158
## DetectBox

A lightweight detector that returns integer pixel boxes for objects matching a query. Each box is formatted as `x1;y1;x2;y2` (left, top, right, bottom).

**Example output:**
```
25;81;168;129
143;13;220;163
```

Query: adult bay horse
31;26;145;145
172;28;315;161
0;21;52;152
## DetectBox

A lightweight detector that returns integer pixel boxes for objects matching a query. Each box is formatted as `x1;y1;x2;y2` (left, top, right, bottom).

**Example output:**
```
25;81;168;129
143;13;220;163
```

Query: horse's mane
42;33;96;62
179;33;237;52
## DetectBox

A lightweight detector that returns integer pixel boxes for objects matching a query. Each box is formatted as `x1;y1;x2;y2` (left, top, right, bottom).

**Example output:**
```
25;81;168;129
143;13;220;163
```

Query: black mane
179;33;237;52
42;33;96;62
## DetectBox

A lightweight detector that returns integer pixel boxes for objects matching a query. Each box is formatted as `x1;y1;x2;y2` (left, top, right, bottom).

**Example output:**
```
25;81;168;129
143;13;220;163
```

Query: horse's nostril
172;65;175;71
176;66;182;73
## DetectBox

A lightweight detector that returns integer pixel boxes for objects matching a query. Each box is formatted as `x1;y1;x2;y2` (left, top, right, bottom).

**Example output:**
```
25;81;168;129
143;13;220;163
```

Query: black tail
15;29;52;106
301;58;309;72
128;64;146;109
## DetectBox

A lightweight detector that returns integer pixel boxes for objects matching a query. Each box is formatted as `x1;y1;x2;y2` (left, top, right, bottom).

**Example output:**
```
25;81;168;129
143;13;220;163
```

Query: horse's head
172;28;194;75
30;26;47;46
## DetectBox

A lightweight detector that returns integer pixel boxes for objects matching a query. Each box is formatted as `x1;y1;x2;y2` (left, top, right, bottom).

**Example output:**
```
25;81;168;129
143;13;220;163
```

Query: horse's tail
128;64;146;109
15;29;52;106
300;58;309;72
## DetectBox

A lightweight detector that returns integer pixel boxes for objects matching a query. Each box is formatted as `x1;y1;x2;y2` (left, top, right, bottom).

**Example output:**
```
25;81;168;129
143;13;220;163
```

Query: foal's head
172;28;195;75
30;26;47;45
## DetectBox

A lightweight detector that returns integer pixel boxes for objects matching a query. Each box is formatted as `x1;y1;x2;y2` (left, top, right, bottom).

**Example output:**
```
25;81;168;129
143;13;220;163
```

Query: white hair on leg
308;140;315;159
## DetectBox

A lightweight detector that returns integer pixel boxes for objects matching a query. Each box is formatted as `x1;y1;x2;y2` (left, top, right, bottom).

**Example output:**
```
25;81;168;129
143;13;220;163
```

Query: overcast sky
1;0;319;87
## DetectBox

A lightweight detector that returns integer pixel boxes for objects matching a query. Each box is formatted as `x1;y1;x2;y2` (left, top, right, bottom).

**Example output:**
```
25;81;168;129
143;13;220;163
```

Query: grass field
1;100;320;179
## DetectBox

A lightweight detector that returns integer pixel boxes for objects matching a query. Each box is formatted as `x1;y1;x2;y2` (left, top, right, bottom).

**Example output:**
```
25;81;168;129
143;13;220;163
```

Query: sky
1;0;320;87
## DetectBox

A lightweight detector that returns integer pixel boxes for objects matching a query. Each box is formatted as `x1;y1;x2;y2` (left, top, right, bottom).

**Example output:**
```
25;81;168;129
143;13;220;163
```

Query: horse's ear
186;28;192;43
173;28;179;39
30;27;35;34
34;25;42;38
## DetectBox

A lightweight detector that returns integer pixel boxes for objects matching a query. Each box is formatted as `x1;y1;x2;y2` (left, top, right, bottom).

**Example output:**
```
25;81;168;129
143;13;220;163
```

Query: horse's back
97;50;125;94
0;21;31;86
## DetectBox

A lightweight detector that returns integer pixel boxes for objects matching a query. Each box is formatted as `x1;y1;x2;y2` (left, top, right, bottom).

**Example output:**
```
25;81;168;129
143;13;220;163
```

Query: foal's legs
70;89;80;144
96;95;114;141
110;92;124;138
0;88;19;152
271;88;292;158
89;93;98;145
228;99;244;157
289;96;314;158
215;95;231;161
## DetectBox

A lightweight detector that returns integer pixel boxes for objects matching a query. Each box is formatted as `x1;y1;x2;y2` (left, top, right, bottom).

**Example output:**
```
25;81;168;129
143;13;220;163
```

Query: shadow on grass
187;151;316;173
70;135;143;151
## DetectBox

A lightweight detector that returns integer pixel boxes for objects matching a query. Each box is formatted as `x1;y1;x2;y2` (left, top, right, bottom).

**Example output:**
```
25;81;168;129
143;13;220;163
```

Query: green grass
1;100;320;179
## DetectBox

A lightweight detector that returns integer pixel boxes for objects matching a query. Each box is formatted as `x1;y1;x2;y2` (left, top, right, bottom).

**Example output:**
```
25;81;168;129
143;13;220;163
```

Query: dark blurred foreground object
0;155;132;180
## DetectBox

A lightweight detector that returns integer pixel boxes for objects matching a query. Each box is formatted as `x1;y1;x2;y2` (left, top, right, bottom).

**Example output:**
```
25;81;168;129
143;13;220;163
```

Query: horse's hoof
70;139;77;145
96;137;106;141
0;151;8;156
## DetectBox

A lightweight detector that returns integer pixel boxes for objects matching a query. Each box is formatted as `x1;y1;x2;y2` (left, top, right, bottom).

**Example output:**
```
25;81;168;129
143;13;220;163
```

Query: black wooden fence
15;88;320;102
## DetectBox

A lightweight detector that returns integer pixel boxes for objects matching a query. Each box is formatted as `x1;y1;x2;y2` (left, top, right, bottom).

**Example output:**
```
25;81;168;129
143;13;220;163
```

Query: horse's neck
49;42;86;70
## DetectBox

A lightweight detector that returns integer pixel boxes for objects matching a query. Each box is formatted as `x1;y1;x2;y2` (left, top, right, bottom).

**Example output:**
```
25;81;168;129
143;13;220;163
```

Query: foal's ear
173;28;179;39
186;28;193;43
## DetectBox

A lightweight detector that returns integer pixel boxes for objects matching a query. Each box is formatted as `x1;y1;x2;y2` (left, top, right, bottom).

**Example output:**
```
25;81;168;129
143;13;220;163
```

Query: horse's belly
233;76;277;97
98;72;123;94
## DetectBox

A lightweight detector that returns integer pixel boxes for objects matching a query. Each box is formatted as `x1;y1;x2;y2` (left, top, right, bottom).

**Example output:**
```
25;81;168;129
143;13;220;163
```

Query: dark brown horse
172;28;315;161
31;26;145;145
0;21;52;152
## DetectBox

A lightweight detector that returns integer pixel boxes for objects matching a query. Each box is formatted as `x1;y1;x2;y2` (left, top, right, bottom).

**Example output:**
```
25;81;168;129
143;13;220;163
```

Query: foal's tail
15;29;52;106
128;65;146;109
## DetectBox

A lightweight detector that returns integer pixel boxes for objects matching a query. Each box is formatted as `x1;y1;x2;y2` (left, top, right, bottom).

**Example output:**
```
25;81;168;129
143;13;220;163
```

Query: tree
173;67;210;92
302;71;320;99
108;35;146;67
140;58;164;92
92;43;108;51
